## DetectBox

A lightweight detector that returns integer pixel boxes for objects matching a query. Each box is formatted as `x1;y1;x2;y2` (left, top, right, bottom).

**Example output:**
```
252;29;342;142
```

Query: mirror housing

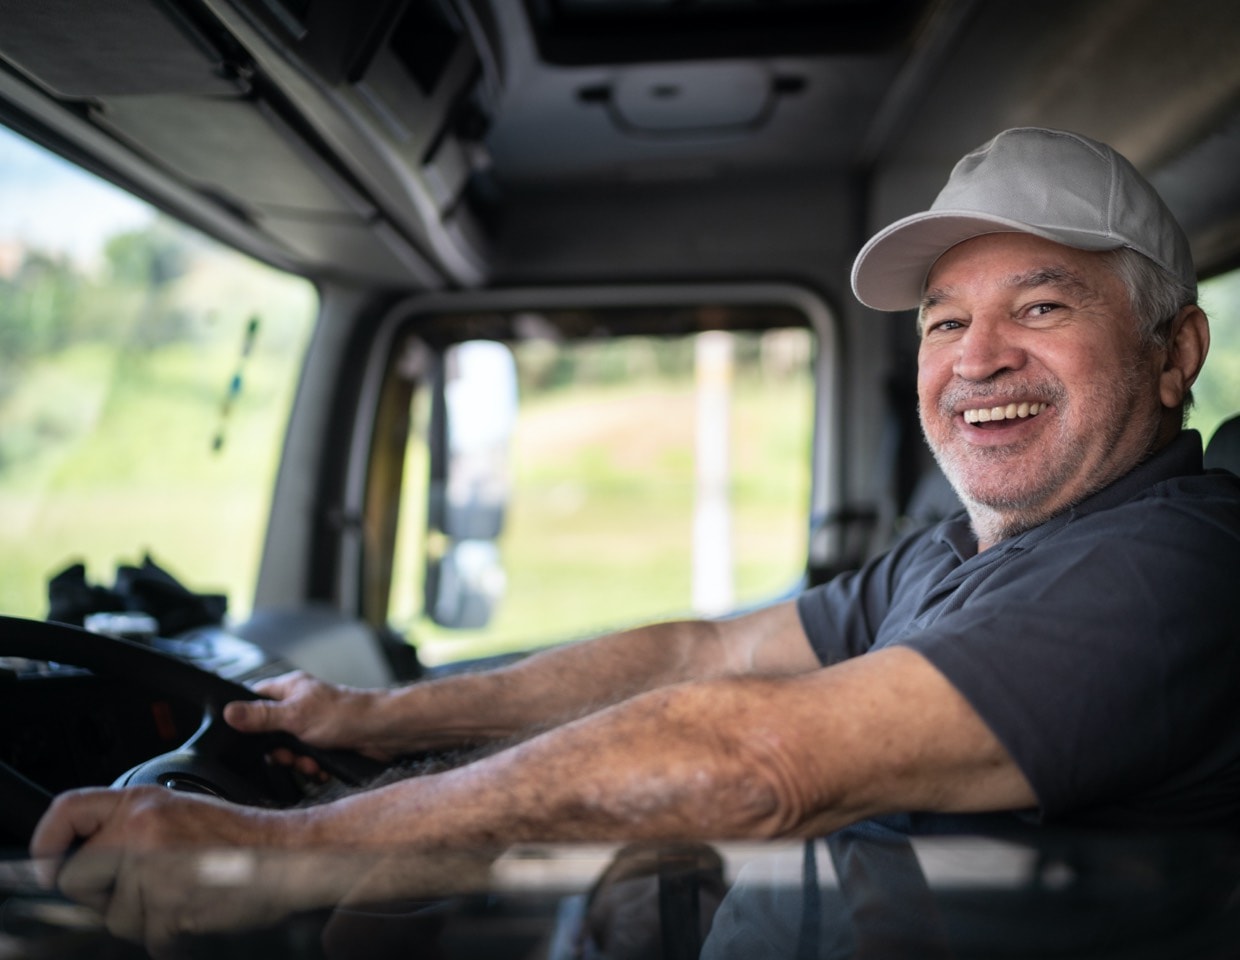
426;539;507;630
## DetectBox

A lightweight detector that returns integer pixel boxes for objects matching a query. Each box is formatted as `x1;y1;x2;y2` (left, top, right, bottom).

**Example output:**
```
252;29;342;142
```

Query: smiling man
861;129;1208;551
31;128;1240;951
916;233;1190;548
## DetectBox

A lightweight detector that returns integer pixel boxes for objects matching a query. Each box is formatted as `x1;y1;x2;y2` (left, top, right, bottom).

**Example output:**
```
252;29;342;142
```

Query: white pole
693;330;734;615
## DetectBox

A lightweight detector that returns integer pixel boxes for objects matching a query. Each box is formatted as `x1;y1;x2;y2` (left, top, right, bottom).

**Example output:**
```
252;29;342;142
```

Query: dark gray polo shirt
797;430;1240;827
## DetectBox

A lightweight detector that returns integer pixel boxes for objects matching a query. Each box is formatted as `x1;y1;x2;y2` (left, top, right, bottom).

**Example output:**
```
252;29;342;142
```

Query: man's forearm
225;603;811;761
287;646;1035;852
300;675;806;850
372;617;736;754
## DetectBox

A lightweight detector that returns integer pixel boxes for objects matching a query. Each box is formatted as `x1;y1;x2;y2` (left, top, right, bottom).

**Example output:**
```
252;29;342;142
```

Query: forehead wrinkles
918;263;1104;333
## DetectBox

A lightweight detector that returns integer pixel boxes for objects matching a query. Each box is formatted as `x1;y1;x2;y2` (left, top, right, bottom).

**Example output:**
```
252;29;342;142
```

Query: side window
388;315;817;665
0;126;317;621
1192;269;1240;444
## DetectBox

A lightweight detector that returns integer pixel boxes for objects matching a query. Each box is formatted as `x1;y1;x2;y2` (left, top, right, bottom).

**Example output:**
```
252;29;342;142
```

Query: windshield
0;126;317;623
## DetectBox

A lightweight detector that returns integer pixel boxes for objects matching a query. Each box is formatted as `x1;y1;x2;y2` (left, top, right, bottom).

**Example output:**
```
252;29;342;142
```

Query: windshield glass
388;321;816;665
0;126;317;622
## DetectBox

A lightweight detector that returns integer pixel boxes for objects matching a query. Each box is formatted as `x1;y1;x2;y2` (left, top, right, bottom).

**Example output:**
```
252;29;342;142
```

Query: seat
1204;415;1240;474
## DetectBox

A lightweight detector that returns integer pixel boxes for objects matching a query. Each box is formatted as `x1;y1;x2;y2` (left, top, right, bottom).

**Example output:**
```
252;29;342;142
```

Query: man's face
917;232;1167;548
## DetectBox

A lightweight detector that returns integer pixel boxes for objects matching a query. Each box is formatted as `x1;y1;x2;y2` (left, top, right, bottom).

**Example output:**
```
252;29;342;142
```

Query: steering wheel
0;614;387;847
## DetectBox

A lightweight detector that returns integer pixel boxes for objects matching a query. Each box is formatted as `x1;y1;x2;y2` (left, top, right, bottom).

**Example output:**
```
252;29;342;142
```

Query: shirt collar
1070;429;1203;516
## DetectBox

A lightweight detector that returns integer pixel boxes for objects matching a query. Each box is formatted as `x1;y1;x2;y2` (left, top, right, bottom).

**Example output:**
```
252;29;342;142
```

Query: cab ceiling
0;0;1238;294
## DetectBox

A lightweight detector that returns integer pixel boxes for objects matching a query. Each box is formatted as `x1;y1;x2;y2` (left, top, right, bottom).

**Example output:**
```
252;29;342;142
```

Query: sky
0;125;153;265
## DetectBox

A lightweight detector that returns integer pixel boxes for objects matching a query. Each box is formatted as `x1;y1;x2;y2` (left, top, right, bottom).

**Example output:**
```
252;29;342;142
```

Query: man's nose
953;317;1027;381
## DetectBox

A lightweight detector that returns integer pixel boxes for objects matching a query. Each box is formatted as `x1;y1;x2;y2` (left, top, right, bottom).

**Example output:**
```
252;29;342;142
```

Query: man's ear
1159;305;1210;409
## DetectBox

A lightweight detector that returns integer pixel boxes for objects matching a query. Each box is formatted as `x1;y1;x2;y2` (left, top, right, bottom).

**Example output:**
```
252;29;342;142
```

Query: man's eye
925;318;963;334
1028;302;1061;317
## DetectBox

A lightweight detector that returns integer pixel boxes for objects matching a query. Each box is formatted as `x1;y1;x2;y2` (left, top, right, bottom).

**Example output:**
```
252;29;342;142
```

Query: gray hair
1101;246;1201;418
1101;246;1198;347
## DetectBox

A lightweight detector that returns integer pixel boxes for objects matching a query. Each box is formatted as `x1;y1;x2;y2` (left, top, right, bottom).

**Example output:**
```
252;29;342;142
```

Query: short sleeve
797;526;961;665
901;491;1240;825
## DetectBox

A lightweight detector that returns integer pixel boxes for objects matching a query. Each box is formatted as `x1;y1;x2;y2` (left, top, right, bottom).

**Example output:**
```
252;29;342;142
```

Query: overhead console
213;0;501;283
0;0;502;288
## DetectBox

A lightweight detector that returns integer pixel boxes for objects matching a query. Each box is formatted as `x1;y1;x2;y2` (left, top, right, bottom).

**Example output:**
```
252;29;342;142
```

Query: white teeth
963;402;1045;424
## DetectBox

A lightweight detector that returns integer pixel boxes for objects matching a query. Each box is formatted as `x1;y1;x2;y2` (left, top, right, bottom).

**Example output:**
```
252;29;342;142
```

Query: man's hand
29;787;305;955
223;672;394;774
28;785;493;957
31;786;279;865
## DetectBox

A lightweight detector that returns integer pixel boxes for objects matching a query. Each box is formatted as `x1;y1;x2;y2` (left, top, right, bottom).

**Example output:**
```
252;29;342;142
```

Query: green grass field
0;240;315;621
0;338;300;619
2;313;813;672
393;367;814;663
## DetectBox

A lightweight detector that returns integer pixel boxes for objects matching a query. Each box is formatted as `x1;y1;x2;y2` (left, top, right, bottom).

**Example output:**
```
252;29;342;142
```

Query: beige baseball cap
850;127;1196;312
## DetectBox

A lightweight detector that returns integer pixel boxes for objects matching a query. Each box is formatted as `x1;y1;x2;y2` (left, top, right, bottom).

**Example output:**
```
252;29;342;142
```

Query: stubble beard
923;366;1157;546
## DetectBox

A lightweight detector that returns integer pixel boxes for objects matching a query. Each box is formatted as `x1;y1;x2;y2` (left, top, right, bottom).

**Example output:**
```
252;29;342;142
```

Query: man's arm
30;642;1035;949
297;646;1035;848
38;645;1034;861
224;600;819;758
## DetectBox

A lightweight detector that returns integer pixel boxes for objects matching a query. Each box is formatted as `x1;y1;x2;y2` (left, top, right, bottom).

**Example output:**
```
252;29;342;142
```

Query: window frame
338;283;842;638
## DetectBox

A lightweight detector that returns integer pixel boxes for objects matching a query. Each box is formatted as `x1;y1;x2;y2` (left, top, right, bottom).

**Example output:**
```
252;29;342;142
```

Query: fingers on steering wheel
293;753;327;780
249;671;306;700
267;746;327;782
223;697;279;733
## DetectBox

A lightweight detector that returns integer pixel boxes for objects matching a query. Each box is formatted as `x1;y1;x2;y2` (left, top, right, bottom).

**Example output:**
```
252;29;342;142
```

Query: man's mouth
962;402;1048;425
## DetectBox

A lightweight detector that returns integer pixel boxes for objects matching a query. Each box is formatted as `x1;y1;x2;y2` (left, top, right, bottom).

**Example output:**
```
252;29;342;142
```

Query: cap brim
850;210;1122;312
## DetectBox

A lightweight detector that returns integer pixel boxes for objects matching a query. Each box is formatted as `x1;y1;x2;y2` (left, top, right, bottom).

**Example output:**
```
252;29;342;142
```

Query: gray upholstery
1204;416;1240;474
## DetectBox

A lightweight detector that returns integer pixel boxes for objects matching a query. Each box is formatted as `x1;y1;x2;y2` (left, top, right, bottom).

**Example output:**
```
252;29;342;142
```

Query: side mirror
425;340;517;629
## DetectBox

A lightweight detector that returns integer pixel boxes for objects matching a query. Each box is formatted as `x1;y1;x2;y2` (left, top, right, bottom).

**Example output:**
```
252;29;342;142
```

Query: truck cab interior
3;0;1240;956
